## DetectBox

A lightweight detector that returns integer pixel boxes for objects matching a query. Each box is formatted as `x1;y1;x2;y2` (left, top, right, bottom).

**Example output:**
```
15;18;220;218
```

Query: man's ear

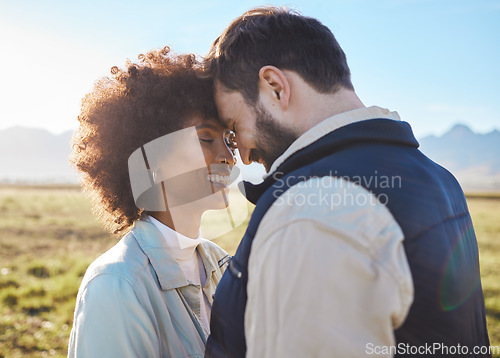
258;66;290;110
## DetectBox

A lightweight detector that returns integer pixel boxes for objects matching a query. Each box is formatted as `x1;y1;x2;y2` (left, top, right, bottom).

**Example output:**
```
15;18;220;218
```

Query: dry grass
0;186;498;357
468;197;500;355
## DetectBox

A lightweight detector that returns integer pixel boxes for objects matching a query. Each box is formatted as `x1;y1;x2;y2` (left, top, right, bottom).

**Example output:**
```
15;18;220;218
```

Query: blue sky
0;0;499;138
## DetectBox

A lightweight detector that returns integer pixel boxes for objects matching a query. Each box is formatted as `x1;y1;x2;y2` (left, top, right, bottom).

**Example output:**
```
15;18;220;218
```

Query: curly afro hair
71;47;219;235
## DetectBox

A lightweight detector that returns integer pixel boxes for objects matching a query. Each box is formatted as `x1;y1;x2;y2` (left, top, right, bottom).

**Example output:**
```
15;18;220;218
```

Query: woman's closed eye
199;137;215;143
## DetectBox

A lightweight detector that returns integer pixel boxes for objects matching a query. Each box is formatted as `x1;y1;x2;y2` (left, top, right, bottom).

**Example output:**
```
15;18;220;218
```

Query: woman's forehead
186;114;227;130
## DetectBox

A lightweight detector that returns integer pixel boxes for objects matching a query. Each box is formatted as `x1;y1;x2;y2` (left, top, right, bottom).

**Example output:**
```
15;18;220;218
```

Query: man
204;6;490;358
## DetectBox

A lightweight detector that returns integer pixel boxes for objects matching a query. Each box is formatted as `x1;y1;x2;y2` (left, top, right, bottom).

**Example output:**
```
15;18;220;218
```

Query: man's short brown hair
204;6;354;105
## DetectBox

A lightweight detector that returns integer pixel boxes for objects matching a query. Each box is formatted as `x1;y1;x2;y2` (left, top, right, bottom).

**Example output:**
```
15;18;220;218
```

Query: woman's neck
150;206;202;239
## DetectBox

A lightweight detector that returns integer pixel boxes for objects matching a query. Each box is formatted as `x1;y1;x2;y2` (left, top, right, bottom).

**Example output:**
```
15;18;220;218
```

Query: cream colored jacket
244;107;414;358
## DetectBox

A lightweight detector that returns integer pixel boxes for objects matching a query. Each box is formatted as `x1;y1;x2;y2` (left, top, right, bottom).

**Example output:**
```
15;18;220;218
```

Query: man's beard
250;104;299;172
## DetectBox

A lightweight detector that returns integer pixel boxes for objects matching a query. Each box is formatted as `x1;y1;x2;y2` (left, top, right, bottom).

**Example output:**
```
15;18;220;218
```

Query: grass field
0;186;498;357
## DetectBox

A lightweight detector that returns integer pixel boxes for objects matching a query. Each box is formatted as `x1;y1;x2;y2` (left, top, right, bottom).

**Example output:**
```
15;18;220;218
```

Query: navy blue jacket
205;119;490;358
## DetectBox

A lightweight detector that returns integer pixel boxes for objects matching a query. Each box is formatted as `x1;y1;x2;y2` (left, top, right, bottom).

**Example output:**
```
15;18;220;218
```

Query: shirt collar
131;218;218;291
265;106;400;178
148;215;202;260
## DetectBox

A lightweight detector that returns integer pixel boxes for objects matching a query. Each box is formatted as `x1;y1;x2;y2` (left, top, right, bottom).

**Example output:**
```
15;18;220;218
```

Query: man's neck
291;85;365;136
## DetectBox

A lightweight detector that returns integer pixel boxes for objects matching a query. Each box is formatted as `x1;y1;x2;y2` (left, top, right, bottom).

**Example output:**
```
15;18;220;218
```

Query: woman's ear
258;66;290;110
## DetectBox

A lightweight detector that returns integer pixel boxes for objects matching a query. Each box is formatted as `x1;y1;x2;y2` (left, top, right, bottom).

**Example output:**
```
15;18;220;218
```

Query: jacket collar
242;107;418;205
131;219;219;291
265;106;401;177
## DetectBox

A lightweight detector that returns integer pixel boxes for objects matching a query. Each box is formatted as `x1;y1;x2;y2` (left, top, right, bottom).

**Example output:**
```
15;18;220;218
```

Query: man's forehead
214;83;244;125
214;78;230;93
214;81;238;101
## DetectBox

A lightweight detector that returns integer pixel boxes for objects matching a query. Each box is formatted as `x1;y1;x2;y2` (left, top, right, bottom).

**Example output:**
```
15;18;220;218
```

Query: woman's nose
216;142;236;165
217;150;235;165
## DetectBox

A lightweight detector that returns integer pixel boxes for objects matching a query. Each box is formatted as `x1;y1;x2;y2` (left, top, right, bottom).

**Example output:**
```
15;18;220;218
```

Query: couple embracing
68;6;490;358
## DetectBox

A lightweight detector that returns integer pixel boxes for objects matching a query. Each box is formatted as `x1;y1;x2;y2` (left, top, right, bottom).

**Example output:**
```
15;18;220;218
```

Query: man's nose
237;147;252;165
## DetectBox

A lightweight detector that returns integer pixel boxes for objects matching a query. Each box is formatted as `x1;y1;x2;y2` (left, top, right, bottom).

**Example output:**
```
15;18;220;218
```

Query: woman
68;47;236;357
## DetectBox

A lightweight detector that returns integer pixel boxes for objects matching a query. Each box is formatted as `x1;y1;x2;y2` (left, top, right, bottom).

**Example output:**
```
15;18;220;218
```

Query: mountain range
419;124;500;191
1;124;499;191
0;127;76;183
